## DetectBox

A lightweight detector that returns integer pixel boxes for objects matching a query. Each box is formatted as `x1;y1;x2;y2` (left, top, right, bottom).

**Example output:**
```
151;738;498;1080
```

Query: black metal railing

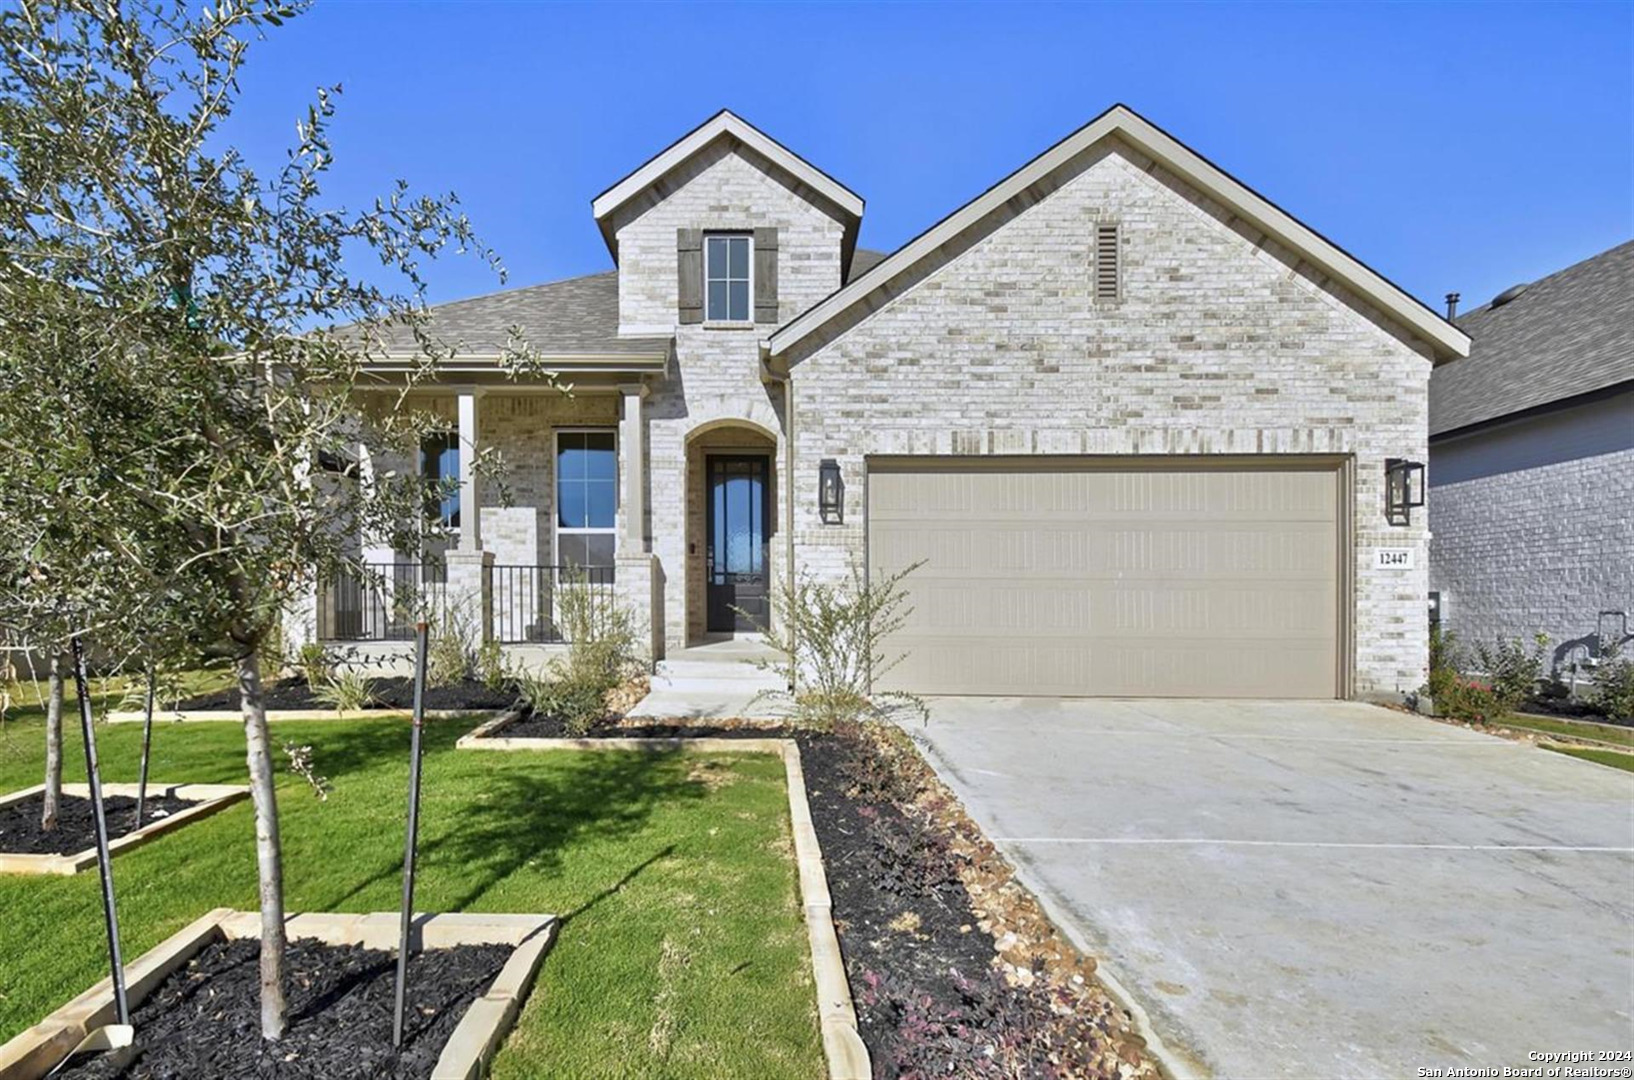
488;564;614;644
318;561;447;642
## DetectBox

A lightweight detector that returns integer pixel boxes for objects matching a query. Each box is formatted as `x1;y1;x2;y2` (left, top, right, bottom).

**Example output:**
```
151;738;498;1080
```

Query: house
290;104;1471;701
1428;240;1634;670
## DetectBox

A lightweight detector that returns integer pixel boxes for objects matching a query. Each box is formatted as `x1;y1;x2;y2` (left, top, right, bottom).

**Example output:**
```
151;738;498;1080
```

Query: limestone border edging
0;783;250;876
0;909;558;1080
457;726;872;1080
107;707;499;724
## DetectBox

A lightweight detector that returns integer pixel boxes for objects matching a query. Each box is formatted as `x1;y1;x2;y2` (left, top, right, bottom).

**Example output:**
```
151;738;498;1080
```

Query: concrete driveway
911;698;1634;1080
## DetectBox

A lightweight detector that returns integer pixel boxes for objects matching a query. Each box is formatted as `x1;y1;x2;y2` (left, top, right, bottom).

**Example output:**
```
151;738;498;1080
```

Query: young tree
0;0;521;1038
43;653;62;830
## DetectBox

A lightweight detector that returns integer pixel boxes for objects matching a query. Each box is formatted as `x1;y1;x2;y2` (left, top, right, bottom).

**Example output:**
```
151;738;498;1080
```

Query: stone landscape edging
0;908;558;1080
107;707;498;724
456;715;872;1080
0;783;250;876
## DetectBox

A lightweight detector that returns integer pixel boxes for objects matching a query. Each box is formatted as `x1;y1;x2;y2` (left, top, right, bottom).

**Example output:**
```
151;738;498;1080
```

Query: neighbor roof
591;110;865;266
1430;240;1634;437
768;104;1471;365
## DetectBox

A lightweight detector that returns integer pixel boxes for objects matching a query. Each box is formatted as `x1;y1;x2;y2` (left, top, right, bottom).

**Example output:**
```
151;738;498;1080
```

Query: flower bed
0;784;249;876
0;909;557;1080
174;676;516;714
465;714;1156;1079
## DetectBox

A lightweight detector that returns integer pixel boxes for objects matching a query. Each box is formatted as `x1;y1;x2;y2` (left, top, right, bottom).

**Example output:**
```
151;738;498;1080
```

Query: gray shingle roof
379;249;893;358
1430;240;1634;437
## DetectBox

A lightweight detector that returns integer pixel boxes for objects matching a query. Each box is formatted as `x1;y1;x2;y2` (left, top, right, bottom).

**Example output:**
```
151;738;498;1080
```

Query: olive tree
0;0;521;1039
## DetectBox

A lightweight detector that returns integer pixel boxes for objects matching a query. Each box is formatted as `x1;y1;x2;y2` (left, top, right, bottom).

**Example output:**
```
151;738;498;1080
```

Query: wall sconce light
1385;458;1425;526
818;458;843;523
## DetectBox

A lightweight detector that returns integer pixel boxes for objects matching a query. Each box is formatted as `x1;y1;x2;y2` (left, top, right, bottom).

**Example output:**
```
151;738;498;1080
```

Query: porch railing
488;564;615;645
318;561;447;642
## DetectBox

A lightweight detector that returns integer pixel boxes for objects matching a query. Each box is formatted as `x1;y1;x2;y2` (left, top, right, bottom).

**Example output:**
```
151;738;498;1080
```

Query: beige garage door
868;458;1342;698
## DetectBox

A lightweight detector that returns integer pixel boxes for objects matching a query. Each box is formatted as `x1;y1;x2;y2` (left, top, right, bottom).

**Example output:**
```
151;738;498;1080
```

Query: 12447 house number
1375;548;1415;570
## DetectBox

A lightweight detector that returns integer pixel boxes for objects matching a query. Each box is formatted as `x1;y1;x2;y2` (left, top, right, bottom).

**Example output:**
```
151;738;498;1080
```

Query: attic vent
1490;283;1529;308
1094;223;1120;301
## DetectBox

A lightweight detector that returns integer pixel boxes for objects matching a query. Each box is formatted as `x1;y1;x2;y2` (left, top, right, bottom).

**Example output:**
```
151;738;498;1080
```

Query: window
1094;223;1120;301
556;430;617;579
420;432;459;528
704;233;752;321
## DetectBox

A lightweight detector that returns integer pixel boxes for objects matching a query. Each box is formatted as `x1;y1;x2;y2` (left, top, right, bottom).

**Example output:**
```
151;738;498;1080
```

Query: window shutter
1094;223;1120;301
677;228;703;324
754;227;779;324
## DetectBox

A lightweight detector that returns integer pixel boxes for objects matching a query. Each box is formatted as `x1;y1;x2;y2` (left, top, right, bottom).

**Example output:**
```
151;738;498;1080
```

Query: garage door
868;458;1342;698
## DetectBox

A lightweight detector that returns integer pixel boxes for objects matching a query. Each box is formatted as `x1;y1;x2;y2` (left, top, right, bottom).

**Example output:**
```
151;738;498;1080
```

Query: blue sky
229;1;1632;314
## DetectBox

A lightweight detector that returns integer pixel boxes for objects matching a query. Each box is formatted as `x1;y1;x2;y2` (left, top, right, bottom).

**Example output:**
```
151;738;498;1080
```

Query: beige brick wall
787;143;1434;697
612;140;847;649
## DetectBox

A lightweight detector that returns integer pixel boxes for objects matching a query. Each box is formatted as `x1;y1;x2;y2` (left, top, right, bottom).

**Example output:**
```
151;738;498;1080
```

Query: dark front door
706;455;770;632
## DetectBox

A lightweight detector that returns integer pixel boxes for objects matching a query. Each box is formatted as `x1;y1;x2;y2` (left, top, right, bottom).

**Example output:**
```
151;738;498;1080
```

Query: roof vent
1490;283;1529;308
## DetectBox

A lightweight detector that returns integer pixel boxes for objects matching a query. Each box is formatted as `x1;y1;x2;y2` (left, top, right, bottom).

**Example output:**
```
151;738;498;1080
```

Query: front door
706;455;770;632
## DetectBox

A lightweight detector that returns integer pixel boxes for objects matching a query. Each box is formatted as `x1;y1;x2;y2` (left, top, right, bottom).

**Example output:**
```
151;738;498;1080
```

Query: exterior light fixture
1384;458;1425;526
818;458;843;523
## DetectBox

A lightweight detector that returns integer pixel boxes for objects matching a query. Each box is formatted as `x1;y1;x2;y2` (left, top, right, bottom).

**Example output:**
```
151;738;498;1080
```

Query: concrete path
910;698;1634;1080
628;636;787;719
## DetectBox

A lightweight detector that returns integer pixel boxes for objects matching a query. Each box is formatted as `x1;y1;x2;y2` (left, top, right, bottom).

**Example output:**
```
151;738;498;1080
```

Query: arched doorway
685;421;778;643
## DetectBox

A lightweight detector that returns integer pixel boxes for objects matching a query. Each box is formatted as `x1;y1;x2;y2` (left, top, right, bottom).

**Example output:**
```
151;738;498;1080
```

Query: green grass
1541;744;1634;774
1503;711;1634;749
0;708;823;1078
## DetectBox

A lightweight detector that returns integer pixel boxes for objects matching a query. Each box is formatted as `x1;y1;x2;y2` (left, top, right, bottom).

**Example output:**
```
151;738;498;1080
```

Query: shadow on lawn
314;743;704;914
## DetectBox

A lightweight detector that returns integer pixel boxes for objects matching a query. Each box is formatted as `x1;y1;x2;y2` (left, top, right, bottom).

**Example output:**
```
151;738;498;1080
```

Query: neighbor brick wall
1429;391;1634;666
787;141;1435;697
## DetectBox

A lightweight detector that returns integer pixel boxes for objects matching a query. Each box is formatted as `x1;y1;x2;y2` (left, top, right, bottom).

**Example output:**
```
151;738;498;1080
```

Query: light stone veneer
785;142;1432;697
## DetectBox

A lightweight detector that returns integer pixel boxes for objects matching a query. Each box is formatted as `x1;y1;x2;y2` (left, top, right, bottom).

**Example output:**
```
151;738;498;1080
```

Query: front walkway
910;697;1634;1080
628;636;787;719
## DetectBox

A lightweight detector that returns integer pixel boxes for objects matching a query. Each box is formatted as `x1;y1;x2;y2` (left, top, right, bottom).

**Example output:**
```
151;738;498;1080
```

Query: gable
769;104;1468;367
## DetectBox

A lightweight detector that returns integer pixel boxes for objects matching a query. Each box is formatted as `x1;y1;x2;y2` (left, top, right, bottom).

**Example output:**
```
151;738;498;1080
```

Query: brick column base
615;553;663;665
442;550;494;653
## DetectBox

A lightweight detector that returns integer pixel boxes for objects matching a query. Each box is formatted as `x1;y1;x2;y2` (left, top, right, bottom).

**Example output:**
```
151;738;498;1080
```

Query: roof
1430;240;1634;437
591;110;865;266
768;103;1471;365
369;249;892;370
371;270;667;367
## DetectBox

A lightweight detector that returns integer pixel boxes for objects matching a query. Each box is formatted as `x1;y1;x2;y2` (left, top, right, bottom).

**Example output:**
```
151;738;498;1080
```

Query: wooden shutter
677;228;703;324
754;227;779;323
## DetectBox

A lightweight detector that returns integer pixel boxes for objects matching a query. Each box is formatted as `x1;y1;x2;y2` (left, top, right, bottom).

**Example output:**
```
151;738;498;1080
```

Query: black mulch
176;677;517;713
57;937;511;1080
476;716;999;1070
0;793;198;856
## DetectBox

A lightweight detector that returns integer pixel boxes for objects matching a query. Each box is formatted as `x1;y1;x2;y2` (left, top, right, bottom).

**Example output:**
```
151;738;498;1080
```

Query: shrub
1591;641;1634;722
751;562;928;731
311;670;375;713
426;608;475;688
515;670;608;736
476;639;507;693
296;643;329;689
1424;627;1503;723
512;580;644;736
1469;633;1549;713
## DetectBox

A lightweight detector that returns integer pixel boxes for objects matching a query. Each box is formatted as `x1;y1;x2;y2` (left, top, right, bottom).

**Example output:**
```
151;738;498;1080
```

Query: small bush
426;609;475;688
1591;641;1634;722
312;670;375;713
515;671;608;736
476;639;507;693
296;643;329;688
750;562;928;731
510;580;644;736
1470;633;1549;713
1424;627;1501;723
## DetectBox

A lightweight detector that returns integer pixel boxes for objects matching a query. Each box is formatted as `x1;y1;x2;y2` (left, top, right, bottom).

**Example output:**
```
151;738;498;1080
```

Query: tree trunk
42;653;63;832
239;651;288;1040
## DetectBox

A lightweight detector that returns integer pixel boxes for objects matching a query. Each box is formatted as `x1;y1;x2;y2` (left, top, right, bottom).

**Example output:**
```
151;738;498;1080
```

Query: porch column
456;388;483;552
619;382;648;553
445;387;491;649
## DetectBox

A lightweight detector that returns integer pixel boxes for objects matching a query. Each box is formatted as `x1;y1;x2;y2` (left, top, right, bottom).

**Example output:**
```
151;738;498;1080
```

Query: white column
619;383;648;553
456;388;483;552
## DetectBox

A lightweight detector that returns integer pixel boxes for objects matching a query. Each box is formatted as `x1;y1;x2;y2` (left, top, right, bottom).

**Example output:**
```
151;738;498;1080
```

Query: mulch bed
0;792;198;856
476;714;1154;1078
57;936;510;1080
176;677;516;713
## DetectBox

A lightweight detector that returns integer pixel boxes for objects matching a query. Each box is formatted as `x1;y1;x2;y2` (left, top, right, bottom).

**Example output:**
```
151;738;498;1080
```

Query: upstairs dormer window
704;232;753;322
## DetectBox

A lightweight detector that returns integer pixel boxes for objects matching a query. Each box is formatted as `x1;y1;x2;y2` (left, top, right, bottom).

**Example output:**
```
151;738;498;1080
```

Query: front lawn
1503;712;1634;749
0;711;823;1078
1542;744;1634;774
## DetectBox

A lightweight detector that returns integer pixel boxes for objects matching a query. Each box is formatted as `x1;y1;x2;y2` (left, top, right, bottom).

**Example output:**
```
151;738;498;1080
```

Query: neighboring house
1428;241;1634;670
290;104;1471;701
